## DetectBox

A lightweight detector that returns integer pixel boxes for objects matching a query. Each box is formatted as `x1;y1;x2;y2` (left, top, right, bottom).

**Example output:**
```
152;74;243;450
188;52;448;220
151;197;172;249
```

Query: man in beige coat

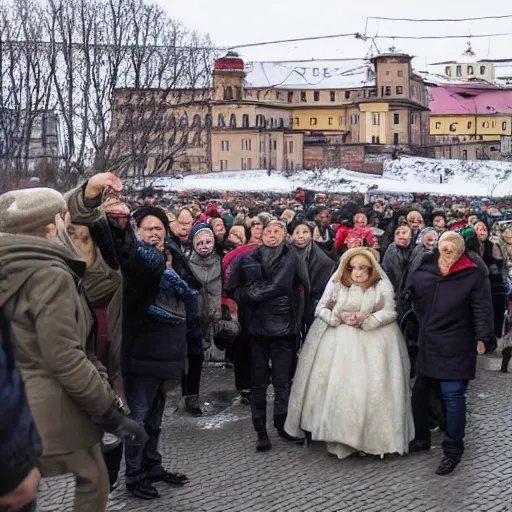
0;186;145;511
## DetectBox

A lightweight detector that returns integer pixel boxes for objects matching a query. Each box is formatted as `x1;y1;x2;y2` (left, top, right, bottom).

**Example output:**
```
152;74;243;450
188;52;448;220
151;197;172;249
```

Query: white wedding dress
285;253;414;459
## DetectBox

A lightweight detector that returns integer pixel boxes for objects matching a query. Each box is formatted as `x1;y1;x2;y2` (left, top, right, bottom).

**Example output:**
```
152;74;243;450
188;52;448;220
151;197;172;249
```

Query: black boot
256;432;272;452
278;429;303;443
409;439;431;452
435;456;459;476
501;348;511;373
126;479;160;500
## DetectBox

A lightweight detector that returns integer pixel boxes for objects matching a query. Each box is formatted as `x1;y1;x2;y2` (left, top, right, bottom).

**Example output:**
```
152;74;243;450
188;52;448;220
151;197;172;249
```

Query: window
221;140;230;151
288;91;294;103
328;117;333;126
468;65;474;75
338;116;344;126
492;120;496;128
385;70;390;76
273;140;277;150
456;65;462;77
372;113;380;126
397;70;404;77
503;121;508;131
224;86;233;100
345;90;351;99
350;115;359;125
394;113;400;125
410;114;415;125
256;114;266;128
371;136;380;144
241;158;252;170
480;65;486;76
462;150;468;160
301;91;307;102
385;86;392;96
467;121;472;129
310;118;317;126
242;114;249;128
241;139;251;151
294;117;299;126
220;160;228;171
445;66;452;77
435;122;441;129
229;114;237;128
275;91;282;100
279;118;284;128
483;121;490;128
476;149;481;159
288;141;294;154
393;133;399;145
314;91;320;101
411;85;416;96
396;86;403;95
491;146;499;152
330;91;336;102
449;123;457;132
218;114;226;128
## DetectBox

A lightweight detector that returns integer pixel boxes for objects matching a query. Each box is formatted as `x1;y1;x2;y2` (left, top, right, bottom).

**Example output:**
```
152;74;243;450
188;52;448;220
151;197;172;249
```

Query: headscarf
416;227;436;246
438;231;465;276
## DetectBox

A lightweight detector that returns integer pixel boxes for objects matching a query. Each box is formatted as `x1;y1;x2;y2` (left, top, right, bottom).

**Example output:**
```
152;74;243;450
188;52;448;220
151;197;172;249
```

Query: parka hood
0;233;86;308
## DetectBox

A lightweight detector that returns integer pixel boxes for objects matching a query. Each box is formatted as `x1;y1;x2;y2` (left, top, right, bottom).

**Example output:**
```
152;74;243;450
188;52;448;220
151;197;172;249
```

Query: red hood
445;253;476;276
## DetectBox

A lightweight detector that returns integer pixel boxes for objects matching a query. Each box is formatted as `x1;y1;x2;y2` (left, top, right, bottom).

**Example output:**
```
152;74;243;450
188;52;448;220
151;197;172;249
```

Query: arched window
179;113;188;129
270;118;274;128
456;65;462;77
480;65;486;75
468;65;474;75
242;114;249;128
445;66;452;77
224;86;233;100
279;118;284;128
229;113;237;128
205;114;212;129
192;114;201;129
218;114;226;128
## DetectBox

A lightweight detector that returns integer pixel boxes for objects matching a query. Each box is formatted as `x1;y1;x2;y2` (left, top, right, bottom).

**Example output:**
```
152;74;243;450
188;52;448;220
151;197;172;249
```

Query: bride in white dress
285;247;414;459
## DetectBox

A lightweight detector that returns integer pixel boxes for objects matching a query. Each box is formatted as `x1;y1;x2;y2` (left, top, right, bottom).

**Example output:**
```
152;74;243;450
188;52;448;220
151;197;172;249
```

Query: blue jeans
124;376;166;485
412;375;468;461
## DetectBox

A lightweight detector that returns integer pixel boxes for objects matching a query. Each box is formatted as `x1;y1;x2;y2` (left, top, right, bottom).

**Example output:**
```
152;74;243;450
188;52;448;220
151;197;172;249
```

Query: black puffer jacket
226;244;307;338
410;251;494;381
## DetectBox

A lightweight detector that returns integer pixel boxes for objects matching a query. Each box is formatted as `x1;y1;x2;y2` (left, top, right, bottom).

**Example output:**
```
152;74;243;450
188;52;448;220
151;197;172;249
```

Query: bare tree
0;0;218;190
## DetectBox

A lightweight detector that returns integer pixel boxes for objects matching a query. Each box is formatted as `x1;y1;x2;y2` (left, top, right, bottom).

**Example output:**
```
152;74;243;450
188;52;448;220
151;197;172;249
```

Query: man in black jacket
226;219;307;452
408;232;494;476
0;311;41;512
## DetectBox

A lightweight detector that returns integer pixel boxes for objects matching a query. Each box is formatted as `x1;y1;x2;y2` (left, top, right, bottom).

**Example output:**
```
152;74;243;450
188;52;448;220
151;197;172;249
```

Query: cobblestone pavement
38;355;512;512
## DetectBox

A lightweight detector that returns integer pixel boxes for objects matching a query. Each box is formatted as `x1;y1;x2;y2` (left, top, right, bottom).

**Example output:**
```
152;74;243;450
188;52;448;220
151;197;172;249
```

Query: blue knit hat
189;222;214;242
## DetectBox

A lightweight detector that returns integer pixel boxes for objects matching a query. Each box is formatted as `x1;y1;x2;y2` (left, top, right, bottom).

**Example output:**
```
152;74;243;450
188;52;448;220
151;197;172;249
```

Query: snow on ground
142;157;512;198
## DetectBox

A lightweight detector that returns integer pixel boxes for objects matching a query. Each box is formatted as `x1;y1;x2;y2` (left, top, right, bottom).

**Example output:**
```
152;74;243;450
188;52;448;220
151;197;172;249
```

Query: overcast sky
157;0;512;70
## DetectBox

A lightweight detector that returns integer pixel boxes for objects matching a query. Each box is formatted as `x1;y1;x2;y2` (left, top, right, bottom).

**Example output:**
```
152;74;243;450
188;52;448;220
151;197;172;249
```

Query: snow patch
135;157;512;198
7;200;18;212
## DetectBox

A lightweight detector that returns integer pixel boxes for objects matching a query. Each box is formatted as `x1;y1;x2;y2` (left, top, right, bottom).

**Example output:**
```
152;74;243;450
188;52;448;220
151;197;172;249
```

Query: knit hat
0;187;67;235
189;222;214;241
132;206;170;233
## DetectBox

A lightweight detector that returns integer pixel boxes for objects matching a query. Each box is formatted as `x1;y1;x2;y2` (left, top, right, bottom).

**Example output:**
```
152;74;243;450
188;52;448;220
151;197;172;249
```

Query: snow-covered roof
418;70;493;87
244;60;374;90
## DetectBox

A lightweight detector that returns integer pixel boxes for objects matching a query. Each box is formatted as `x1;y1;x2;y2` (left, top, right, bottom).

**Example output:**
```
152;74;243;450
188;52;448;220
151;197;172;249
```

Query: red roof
430;84;512;115
214;52;245;72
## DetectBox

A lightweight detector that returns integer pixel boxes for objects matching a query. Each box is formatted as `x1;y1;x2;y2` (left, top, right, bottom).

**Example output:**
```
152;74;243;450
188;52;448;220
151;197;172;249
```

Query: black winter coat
226;244;307;339
410;252;494;381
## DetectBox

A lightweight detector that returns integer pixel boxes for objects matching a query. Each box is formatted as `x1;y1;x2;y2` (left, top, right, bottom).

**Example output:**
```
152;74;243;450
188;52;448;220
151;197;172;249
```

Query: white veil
318;247;394;308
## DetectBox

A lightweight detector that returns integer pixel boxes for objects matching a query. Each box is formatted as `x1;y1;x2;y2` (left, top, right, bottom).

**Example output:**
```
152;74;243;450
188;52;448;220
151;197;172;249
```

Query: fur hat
0;187;67;235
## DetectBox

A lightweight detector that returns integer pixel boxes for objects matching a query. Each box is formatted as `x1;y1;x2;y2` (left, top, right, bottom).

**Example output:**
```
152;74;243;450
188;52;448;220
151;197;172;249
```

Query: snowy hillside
142;157;512;198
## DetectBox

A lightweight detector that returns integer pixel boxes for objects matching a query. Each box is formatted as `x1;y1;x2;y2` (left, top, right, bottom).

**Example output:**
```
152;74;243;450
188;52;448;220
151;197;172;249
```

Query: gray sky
157;0;512;70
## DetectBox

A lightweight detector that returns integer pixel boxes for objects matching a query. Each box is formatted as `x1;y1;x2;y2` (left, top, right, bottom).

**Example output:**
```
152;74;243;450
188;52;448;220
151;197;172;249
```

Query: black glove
103;409;148;445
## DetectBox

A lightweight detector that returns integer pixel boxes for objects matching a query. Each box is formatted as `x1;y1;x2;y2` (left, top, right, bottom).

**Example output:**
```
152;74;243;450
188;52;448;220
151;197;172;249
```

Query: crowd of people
1;174;510;511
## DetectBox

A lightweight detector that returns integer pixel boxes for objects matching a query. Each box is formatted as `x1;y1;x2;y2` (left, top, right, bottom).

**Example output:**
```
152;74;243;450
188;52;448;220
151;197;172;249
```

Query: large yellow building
428;83;512;160
111;52;431;176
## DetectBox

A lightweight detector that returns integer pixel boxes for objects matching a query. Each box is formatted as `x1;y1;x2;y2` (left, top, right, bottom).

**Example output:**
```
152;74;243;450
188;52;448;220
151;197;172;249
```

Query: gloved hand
103;408;148;444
